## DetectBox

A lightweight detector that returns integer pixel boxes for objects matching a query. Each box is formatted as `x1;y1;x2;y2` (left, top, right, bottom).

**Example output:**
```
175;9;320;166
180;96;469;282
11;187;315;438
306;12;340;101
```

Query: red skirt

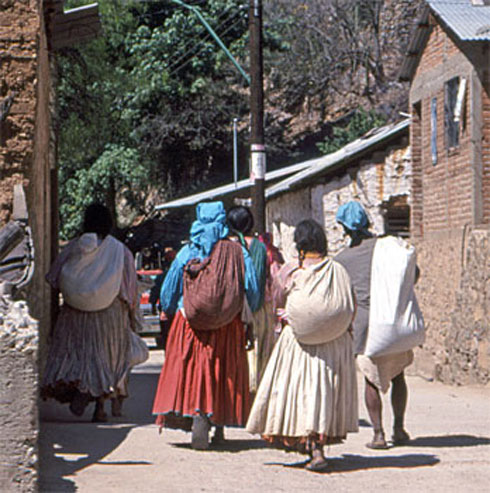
152;310;250;430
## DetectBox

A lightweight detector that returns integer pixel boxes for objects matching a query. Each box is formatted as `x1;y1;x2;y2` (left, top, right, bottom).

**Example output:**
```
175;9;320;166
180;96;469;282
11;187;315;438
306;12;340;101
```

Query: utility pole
249;0;265;234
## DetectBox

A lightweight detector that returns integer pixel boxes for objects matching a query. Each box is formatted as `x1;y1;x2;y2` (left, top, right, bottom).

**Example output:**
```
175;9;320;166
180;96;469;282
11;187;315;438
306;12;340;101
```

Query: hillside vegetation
58;0;423;238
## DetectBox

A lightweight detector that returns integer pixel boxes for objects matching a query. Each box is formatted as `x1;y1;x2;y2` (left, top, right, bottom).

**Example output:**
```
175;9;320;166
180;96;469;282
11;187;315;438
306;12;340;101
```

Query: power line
168;14;245;78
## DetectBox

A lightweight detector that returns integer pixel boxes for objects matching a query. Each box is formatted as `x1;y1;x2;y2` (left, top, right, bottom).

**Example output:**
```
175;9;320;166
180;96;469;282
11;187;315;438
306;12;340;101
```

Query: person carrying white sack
335;201;424;450
41;203;148;422
246;219;358;472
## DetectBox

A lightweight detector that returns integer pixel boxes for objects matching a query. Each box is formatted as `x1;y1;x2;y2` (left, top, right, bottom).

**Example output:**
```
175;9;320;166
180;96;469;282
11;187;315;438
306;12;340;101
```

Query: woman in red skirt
152;201;260;449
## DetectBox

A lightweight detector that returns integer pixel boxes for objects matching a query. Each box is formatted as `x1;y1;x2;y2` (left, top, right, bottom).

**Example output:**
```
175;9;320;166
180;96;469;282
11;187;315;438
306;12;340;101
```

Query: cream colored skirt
246;325;358;441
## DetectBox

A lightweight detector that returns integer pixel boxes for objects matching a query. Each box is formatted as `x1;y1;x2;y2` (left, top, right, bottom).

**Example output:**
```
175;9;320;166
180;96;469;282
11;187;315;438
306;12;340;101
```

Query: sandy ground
39;346;490;493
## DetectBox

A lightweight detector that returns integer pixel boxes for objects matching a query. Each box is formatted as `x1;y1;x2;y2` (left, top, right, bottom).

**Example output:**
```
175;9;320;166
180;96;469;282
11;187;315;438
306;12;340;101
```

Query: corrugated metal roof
399;6;431;81
400;1;490;80
154;160;311;210
429;0;490;41
265;119;410;200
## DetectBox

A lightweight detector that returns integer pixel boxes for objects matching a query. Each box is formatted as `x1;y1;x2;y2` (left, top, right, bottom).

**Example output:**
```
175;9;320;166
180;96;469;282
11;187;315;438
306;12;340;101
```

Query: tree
57;0;250;238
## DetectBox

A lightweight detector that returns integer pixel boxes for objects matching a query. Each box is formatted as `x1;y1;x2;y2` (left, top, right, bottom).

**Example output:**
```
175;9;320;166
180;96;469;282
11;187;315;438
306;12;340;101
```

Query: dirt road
39;349;490;492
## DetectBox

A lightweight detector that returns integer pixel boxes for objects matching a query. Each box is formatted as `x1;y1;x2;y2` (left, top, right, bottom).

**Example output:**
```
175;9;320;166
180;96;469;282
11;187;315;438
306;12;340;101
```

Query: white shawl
59;233;125;312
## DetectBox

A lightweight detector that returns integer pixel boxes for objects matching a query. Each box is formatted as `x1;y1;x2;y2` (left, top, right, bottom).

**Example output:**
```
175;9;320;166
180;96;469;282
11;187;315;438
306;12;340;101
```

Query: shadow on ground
171;438;269;453
266;453;440;473
400;434;490;448
39;370;159;492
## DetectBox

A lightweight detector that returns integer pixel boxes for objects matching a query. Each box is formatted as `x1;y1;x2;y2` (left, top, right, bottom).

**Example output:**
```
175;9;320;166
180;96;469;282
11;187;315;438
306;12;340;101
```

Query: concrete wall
266;143;411;260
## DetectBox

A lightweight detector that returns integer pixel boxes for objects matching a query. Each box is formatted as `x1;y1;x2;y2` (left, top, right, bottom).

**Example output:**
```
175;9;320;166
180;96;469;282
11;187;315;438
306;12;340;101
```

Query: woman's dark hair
294;219;327;256
82;203;113;238
227;205;254;235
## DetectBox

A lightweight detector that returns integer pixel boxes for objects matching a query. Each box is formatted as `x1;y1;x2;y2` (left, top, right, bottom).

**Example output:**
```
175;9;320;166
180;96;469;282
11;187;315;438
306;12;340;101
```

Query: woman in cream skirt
246;219;358;471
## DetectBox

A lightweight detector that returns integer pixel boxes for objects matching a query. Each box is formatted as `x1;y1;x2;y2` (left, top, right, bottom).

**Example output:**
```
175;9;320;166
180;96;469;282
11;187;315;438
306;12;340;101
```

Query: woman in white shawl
41;203;141;422
246;220;358;471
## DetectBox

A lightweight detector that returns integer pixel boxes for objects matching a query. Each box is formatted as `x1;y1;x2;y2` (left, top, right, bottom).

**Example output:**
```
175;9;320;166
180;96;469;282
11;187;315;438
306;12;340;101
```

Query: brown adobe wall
0;0;55;491
0;0;54;357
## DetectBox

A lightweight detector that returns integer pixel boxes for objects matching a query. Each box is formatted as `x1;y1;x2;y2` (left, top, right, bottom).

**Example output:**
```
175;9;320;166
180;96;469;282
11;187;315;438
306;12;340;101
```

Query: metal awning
154;160;312;211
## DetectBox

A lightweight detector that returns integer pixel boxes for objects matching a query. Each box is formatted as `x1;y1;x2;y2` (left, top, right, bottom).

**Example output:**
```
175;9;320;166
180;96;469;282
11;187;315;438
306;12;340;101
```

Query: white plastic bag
286;259;355;345
365;236;425;357
129;331;149;367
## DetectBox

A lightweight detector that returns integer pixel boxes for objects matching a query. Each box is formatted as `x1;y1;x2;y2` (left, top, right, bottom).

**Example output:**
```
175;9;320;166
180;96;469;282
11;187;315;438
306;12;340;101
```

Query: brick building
399;0;490;384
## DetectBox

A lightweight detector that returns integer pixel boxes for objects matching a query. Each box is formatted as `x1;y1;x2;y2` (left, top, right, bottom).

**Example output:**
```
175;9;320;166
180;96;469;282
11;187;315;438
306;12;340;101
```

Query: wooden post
249;0;266;233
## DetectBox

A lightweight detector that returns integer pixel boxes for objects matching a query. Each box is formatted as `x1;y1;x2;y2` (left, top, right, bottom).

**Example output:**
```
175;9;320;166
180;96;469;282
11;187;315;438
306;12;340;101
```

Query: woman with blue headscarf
152;201;260;449
335;201;414;450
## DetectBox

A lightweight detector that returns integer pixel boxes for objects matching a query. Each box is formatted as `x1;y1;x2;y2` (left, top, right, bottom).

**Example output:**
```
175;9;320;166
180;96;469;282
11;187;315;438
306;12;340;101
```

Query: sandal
305;458;329;472
365;438;390;450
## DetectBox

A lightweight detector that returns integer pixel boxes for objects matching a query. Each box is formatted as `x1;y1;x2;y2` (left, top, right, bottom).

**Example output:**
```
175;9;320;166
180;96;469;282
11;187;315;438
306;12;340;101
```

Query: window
445;77;461;149
382;196;410;238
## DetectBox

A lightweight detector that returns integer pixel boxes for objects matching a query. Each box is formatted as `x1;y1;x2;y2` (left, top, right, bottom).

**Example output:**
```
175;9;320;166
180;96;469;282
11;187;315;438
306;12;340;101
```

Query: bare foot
392;428;410;445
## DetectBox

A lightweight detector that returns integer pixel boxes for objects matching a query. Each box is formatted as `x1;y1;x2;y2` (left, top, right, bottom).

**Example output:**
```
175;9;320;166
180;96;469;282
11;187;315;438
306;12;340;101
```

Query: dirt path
39;350;490;492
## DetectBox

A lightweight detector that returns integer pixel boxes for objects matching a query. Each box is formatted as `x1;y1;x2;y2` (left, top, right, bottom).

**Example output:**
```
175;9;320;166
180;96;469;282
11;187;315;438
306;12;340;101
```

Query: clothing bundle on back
286;258;355;345
365;236;425;357
59;233;124;311
183;238;245;331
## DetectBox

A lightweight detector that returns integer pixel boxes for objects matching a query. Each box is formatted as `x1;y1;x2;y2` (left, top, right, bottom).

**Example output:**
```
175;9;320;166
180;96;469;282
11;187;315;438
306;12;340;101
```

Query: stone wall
444;227;489;384
266;143;411;260
0;300;39;491
411;229;464;379
412;227;490;385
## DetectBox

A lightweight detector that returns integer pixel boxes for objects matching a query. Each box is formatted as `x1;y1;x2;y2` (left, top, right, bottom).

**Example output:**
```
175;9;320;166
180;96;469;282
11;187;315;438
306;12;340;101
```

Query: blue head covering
336;201;370;233
189;201;229;256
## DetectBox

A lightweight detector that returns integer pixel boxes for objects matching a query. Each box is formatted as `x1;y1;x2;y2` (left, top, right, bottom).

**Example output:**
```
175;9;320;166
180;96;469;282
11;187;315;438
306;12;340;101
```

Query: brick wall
482;68;490;223
411;20;476;234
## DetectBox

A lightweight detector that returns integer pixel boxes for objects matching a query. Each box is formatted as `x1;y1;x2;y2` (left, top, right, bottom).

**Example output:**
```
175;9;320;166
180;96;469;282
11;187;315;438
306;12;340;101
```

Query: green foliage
316;108;386;155
57;0;250;239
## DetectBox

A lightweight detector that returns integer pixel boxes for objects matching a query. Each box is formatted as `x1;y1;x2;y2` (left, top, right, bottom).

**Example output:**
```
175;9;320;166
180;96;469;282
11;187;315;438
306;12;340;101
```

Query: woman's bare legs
391;372;410;444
